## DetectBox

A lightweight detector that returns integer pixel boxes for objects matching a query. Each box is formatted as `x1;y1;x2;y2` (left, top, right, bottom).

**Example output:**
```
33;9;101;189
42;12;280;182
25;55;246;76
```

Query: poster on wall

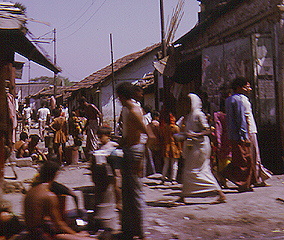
253;35;276;125
202;38;252;113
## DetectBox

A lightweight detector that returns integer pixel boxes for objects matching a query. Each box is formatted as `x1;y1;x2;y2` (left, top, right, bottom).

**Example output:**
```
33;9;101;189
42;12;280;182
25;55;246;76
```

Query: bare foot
210;198;227;204
175;197;186;204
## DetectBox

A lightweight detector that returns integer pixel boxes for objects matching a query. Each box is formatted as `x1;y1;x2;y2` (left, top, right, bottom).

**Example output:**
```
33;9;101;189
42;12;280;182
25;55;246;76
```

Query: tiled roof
16;83;51;101
31;85;70;98
66;43;160;92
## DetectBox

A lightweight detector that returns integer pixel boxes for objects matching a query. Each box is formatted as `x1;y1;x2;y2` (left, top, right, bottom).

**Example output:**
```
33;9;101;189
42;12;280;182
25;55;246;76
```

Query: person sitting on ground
14;131;29;158
31;156;82;219
17;134;47;162
24;161;96;240
0;201;25;240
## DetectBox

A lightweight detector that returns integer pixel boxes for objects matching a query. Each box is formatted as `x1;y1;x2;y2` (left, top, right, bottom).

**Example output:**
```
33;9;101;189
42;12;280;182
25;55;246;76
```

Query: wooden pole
0;64;9;200
159;0;167;57
53;28;57;96
110;33;116;132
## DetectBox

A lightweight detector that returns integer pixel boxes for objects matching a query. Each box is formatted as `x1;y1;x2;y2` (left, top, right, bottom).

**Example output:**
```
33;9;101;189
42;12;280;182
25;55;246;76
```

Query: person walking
37;102;51;141
213;100;232;188
116;82;155;240
176;93;226;204
221;77;255;192
238;78;272;187
160;113;181;185
22;103;33;132
49;107;68;165
148;110;163;173
78;97;102;160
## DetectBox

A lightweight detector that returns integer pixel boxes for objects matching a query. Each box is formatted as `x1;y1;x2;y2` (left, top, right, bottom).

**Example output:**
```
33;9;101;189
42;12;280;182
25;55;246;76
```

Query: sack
107;149;123;170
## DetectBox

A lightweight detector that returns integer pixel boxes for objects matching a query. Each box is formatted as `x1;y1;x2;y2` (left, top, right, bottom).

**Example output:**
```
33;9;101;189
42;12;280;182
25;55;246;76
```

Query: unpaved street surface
3;162;284;240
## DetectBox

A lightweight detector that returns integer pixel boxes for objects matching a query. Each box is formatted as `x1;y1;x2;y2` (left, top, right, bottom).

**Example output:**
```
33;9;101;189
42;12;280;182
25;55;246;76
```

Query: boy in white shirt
37;103;51;141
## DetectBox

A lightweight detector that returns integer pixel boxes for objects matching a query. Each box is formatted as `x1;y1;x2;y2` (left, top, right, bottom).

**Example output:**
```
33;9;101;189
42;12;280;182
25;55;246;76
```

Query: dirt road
3;162;284;240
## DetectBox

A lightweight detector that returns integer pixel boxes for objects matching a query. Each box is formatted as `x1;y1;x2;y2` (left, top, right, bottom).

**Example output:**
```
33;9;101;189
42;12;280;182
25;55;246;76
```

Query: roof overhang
0;29;60;73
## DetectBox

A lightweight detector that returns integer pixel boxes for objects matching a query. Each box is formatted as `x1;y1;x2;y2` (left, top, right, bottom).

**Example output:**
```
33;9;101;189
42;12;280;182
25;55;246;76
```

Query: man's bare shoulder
128;104;142;115
26;184;57;201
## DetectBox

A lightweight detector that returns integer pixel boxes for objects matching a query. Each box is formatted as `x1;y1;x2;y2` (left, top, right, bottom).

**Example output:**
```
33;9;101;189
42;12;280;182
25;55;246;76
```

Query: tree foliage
30;75;74;86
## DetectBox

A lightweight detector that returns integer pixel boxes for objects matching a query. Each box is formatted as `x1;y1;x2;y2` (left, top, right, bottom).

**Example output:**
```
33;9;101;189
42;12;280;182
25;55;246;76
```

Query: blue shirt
225;94;248;141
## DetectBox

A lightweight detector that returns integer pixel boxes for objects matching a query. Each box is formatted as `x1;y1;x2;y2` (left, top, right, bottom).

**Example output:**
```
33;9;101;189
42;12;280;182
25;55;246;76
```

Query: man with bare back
78;97;102;158
116;82;155;240
24;161;96;240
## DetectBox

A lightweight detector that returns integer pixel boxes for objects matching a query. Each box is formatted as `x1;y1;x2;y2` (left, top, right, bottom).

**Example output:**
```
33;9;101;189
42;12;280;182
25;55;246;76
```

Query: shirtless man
24;161;96;240
78;97;102;159
116;82;155;240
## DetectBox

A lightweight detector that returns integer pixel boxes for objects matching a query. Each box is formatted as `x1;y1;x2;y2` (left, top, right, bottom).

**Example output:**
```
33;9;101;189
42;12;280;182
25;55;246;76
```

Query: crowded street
2;127;284;240
2;1;284;240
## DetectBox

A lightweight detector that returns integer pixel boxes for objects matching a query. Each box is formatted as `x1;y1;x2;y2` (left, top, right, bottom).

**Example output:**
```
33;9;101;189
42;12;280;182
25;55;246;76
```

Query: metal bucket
64;146;79;165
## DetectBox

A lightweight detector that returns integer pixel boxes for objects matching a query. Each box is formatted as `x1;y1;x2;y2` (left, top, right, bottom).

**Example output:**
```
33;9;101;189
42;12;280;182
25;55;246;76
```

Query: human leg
53;143;62;165
221;140;253;191
170;158;179;183
121;144;145;239
39;120;46;141
162;157;170;183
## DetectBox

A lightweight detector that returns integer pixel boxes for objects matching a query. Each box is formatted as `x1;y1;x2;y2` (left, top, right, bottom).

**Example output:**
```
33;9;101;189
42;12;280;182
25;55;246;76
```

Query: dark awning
0;29;60;73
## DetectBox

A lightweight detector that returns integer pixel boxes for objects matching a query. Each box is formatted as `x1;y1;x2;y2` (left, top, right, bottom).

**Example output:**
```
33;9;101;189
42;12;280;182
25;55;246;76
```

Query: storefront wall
201;33;283;173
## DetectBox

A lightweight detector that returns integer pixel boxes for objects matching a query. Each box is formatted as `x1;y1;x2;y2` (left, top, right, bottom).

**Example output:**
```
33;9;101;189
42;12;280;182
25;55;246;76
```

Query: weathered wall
182;0;283;53
177;0;284;173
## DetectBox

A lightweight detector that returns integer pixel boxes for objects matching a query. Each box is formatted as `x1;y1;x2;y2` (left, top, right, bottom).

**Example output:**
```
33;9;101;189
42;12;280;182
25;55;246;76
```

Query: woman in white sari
177;93;226;204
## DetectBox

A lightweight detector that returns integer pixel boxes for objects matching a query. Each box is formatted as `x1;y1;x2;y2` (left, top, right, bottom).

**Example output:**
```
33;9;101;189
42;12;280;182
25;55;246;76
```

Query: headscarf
188;93;202;114
185;93;208;133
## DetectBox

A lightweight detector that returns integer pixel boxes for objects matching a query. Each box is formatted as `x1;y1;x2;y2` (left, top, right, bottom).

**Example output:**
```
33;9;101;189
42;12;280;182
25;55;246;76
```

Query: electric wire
59;0;107;41
57;0;95;32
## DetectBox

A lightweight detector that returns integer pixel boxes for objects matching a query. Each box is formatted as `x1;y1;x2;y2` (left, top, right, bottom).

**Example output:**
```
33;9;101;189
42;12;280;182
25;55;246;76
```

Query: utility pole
28;60;30;97
110;33;116;132
160;0;167;57
53;28;57;96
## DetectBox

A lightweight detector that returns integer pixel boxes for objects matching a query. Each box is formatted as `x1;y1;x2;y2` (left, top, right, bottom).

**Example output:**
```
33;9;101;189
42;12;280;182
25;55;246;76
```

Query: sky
14;0;200;83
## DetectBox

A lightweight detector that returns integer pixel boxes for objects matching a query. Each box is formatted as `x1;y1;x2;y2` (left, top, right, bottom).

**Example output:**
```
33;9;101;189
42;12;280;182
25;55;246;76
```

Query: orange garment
160;124;181;159
50;117;68;143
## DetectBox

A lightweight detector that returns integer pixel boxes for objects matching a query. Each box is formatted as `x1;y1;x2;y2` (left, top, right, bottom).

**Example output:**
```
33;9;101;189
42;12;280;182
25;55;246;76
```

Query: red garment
214;111;232;171
221;140;253;188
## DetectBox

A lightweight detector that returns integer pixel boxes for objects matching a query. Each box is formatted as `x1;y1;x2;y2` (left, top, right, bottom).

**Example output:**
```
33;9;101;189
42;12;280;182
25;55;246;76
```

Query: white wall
100;51;157;129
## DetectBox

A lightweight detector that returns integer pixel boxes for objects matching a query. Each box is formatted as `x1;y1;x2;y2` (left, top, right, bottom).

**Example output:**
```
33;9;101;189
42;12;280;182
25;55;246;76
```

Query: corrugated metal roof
66;43;160;92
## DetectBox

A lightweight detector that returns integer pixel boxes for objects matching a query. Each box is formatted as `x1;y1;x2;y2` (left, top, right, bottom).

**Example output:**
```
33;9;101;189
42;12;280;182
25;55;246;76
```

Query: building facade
165;0;284;173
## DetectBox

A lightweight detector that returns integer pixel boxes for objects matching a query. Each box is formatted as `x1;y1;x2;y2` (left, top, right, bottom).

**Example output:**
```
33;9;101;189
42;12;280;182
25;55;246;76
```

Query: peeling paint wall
202;37;253;113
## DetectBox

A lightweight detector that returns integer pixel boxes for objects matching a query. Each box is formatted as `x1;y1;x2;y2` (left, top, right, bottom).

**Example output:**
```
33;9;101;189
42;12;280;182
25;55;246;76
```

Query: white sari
181;93;221;196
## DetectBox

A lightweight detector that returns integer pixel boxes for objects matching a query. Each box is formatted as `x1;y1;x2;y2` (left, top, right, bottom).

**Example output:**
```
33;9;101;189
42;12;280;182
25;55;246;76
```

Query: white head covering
185;93;208;133
188;93;202;113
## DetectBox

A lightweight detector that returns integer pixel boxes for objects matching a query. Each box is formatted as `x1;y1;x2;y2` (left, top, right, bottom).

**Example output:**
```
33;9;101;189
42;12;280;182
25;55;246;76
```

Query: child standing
90;126;122;231
160;113;182;185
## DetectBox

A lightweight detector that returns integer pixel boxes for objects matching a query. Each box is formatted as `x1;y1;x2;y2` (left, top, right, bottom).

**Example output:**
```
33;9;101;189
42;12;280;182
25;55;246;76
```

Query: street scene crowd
0;77;274;239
